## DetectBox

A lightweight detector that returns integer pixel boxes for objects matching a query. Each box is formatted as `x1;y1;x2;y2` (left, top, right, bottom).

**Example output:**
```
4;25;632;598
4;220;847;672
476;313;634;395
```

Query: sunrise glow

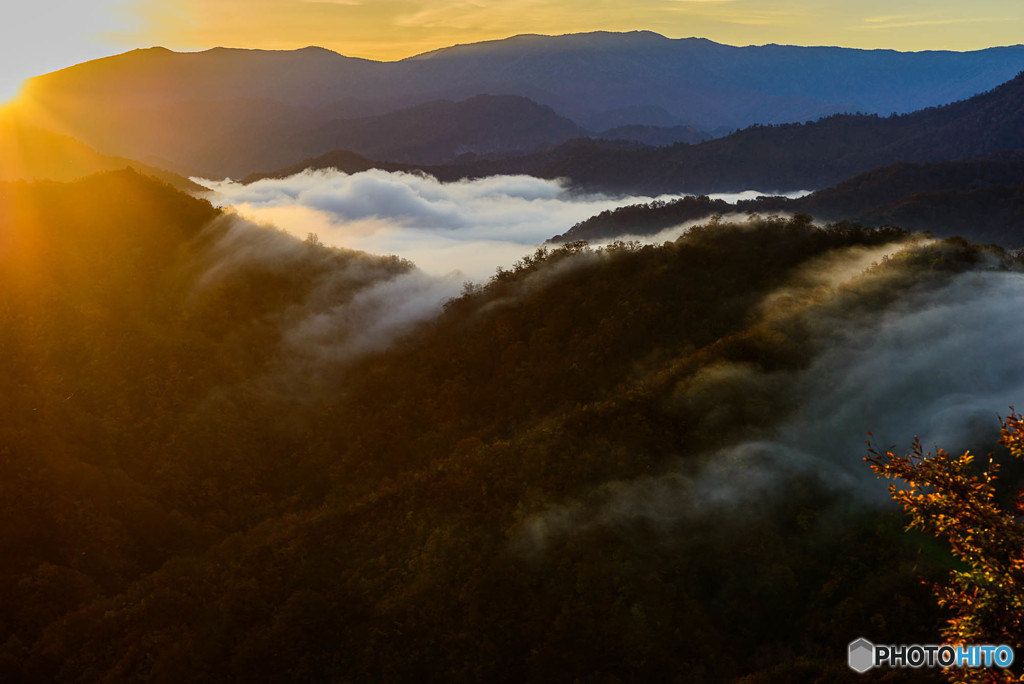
3;0;1022;104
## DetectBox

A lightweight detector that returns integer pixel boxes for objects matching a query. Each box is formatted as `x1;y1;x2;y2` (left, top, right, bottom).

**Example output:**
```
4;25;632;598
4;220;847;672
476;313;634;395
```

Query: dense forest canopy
3;171;1022;681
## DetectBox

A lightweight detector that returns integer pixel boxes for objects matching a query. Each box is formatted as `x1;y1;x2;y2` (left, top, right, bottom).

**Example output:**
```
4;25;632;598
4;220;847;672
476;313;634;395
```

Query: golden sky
3;0;1023;103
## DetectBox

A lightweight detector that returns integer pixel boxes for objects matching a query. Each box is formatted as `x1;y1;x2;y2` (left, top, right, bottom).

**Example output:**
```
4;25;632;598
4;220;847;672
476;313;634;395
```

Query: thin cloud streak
859;16;1014;30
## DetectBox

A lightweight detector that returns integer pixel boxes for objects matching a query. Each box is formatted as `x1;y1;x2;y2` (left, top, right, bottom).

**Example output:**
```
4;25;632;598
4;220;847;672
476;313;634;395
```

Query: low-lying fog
199;169;807;281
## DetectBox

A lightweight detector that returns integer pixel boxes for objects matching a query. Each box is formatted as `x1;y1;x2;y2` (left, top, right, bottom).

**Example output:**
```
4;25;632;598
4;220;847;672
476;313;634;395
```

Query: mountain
398;31;1024;129
781;152;1024;216
11;88;586;178
0;109;204;191
240;150;415;184
11;46;372;178
242;137;651;185
246;69;1024;196
773;153;1024;246
595;123;710;147
10;172;1009;679
410;69;1024;195
12;32;1024;177
552;152;1024;247
289;94;589;165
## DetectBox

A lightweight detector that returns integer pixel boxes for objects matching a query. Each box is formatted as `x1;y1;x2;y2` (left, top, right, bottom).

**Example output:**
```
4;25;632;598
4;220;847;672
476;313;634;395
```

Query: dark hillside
5;178;1005;680
0;171;416;670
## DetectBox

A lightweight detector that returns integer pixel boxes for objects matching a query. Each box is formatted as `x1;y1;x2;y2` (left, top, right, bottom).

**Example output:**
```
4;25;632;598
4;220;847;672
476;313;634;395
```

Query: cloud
783;270;1024;460
196;172;814;376
200;169;779;281
282;268;465;362
188;213;453;374
858;15;1012;30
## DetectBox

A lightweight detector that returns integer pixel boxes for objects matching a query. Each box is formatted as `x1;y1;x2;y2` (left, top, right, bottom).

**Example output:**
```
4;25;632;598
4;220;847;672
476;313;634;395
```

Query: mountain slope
0;110;204;191
8;180;1013;679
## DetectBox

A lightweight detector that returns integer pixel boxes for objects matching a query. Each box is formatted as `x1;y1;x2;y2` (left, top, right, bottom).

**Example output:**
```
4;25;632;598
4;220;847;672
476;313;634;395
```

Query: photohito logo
848;638;1015;672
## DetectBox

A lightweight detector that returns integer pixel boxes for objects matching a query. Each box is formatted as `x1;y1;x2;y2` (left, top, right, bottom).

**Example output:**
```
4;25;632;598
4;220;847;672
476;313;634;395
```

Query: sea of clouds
199;168;804;281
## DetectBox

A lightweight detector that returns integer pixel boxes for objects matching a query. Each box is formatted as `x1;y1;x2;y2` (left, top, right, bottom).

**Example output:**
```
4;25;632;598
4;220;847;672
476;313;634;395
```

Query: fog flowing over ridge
188;213;461;367
200;169;803;280
518;244;1024;549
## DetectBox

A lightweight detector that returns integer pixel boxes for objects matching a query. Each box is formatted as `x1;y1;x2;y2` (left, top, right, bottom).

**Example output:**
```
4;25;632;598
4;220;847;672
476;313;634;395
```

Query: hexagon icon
848;638;875;673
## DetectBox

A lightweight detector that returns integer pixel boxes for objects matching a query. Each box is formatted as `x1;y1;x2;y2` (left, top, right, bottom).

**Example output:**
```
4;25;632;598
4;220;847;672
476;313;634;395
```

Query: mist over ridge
522;253;1024;549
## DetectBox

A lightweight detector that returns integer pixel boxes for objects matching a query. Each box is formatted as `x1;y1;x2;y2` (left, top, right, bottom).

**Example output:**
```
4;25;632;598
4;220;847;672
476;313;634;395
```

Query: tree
865;413;1024;682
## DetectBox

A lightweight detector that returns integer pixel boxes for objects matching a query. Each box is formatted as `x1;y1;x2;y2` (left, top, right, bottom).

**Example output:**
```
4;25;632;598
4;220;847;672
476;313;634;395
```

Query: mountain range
260;68;1024;197
13;31;1024;178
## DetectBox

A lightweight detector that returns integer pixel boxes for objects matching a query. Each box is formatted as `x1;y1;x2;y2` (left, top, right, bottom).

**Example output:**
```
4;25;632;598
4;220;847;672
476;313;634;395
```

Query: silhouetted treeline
7;174;1015;681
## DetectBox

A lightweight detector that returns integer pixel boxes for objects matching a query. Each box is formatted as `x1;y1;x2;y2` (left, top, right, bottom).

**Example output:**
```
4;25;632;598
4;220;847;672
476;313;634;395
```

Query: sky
2;0;1023;104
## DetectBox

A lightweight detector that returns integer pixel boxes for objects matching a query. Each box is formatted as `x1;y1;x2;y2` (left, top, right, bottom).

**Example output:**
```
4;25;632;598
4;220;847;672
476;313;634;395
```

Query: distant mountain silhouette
14;32;1024;177
774;152;1024;218
414;70;1024;194
394;31;1024;130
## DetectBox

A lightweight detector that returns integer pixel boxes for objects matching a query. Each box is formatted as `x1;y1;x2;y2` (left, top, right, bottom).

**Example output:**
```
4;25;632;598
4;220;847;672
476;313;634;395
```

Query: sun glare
0;81;23;107
0;1;132;109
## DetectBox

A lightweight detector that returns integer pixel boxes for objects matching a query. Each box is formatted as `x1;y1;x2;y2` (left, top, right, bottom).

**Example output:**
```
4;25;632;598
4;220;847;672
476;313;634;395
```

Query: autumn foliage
866;414;1024;682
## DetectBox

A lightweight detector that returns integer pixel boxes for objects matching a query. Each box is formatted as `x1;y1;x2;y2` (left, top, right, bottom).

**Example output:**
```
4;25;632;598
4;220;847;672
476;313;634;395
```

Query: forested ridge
554;153;1024;247
5;171;1023;681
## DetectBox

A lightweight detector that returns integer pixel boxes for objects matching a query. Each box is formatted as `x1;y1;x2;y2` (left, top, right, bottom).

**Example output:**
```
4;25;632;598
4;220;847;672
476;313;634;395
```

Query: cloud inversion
201;169;771;281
